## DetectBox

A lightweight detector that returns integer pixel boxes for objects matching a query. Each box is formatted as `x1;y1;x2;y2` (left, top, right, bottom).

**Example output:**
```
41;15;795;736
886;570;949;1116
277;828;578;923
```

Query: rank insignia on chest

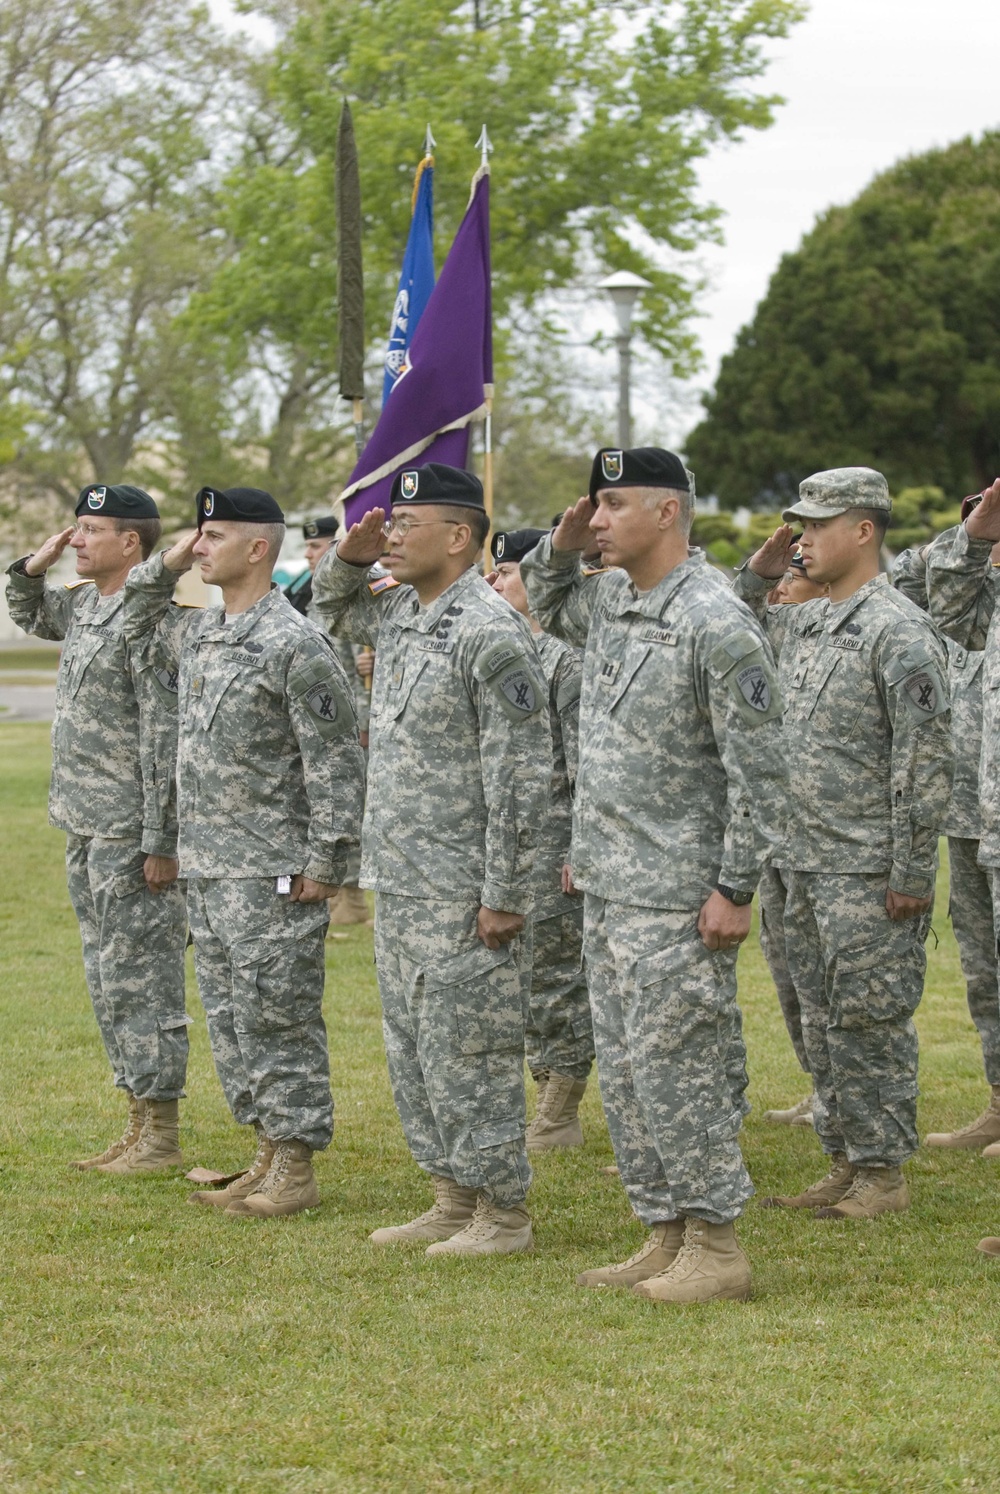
370;576;400;595
736;662;771;712
598;659;621;687
191;676;204;697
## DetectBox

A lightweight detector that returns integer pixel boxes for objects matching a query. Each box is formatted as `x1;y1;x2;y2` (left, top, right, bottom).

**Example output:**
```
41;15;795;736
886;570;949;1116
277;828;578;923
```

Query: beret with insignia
197;485;284;528
490;528;547;565
75;483;159;519
302;515;340;540
390;462;484;511
589;447;692;502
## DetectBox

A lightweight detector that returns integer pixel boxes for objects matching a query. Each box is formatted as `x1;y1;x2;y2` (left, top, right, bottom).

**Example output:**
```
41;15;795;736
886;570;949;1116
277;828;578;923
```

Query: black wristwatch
717;883;754;907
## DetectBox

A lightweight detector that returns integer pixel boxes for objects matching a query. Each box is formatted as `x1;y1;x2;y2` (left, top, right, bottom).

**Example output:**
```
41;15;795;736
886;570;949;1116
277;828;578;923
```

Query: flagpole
475;126;494;527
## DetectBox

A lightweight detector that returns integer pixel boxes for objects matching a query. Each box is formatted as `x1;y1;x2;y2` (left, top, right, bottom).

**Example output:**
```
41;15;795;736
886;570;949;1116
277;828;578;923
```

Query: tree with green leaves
686;131;1000;510
192;0;805;506
0;0;243;529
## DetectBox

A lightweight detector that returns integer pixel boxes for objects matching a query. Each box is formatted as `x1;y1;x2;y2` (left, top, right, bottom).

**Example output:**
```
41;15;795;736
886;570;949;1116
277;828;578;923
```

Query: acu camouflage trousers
526;903;595;1081
783;870;929;1166
187;878;333;1150
584;895;753;1227
949;839;1000;1085
374;893;532;1208
65;834;188;1100
758;864;810;1075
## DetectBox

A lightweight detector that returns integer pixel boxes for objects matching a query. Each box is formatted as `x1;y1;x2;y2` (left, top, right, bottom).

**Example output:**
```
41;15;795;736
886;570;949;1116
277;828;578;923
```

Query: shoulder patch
474;639;524;682
369;575;400;595
895;664;949;722
709;631;783;725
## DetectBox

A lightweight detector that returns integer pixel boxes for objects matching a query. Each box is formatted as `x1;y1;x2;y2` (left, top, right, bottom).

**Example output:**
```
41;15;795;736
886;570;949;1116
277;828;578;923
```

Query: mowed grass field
2;721;999;1493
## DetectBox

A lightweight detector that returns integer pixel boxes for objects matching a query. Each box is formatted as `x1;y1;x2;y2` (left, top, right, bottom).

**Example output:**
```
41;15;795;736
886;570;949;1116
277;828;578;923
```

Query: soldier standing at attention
489;528;596;1150
5;484;189;1174
287;514;372;928
521;448;786;1304
122;485;366;1218
311;464;551;1258
737;469;952;1220
892;503;1000;1153
920;476;1000;1256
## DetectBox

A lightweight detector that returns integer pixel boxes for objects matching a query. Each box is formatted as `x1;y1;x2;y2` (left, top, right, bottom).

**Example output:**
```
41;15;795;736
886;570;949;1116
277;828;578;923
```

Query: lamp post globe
598;270;651;448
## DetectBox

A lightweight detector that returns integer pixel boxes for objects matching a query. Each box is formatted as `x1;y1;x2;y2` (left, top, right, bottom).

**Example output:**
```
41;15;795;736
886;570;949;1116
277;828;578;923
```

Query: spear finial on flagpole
476;125;492;170
424;123;436;158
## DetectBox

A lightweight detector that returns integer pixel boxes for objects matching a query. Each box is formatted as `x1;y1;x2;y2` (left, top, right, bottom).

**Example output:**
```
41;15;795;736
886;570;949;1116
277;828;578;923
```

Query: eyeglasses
72;522;112;538
382;516;460;539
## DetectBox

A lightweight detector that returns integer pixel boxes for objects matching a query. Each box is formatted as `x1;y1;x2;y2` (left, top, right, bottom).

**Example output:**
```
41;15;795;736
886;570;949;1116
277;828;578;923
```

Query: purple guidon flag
341;168;492;525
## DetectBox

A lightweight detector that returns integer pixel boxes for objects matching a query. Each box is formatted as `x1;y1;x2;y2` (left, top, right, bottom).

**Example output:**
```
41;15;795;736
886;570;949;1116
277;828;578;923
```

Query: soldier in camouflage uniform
522;447;787;1304
286;514;372;927
122;484;366;1218
311;464;551;1258
5;483;189;1174
736;469;952;1220
892;512;1000;1152
489;527;596;1151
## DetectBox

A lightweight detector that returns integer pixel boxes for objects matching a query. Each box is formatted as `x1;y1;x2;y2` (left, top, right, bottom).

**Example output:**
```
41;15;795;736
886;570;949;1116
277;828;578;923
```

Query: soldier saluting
312;463;551;1258
522;447;786;1304
122;484;366;1218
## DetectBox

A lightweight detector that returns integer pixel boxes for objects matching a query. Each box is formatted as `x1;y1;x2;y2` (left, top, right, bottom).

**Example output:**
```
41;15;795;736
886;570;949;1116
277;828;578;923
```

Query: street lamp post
598;270;652;449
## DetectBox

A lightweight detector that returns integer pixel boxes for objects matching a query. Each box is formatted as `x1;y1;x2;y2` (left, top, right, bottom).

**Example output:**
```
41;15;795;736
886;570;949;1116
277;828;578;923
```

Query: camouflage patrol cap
75;483;159;519
782;467;891;523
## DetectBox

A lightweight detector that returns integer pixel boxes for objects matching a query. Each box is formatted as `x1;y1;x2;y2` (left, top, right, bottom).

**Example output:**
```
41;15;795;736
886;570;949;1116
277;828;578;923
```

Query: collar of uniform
406;567;480;634
202;585;282;642
89;588;125;622
822;572;888;632
617;549;706;619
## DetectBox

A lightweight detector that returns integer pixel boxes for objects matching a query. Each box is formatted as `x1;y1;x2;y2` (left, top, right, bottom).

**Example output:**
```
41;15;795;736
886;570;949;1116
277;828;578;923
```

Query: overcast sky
677;0;1000;439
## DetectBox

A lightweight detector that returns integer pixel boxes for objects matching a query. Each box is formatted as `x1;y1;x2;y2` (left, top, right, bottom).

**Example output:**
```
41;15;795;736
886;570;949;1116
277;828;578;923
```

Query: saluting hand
338;508;386;567
162;530;199;574
552;496;595;552
964;478;1000;543
23;527;75;577
747;523;799;582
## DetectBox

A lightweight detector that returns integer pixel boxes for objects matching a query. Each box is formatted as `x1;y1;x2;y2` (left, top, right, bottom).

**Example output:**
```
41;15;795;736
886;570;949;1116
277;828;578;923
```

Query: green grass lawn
1;720;998;1493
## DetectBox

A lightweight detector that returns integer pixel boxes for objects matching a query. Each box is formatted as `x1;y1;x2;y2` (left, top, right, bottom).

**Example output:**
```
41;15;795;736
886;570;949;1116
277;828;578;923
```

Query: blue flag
382;157;435;405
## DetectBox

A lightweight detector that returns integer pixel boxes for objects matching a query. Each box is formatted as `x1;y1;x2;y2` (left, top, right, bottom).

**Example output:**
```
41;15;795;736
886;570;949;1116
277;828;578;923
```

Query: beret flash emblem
203;490;215;517
86;486;107;510
495;534;506;559
304;520;319;538
400;470;419;499
601;450;623;483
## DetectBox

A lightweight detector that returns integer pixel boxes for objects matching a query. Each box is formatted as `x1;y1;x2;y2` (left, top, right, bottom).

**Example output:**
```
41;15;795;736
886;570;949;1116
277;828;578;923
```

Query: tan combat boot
425;1195;533;1256
227;1140;320;1218
814;1165;910;1219
328;885;373;927
926;1087;1000;1149
762;1093;815;1127
576;1221;685;1289
97;1099;182;1174
369;1175;478;1245
73;1092;145;1171
633;1218;752;1304
976;1236;1000;1256
758;1153;856;1210
188;1128;276;1209
527;1073;587;1152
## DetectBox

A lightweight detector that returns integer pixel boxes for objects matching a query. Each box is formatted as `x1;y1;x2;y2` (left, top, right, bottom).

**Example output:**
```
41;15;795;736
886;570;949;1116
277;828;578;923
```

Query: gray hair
635;484;693;535
235;521;285;565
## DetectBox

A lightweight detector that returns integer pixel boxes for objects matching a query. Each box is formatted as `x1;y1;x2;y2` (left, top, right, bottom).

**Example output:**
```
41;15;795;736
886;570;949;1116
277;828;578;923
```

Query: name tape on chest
831;635;863;652
225;650;266;668
639;625;679;646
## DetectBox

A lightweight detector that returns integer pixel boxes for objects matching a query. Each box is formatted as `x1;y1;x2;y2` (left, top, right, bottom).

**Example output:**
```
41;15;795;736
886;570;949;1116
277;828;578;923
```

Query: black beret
302;515;340;539
588;447;691;502
75;483;159;520
390;462;484;510
789;551;809;573
491;528;547;564
197;485;284;527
